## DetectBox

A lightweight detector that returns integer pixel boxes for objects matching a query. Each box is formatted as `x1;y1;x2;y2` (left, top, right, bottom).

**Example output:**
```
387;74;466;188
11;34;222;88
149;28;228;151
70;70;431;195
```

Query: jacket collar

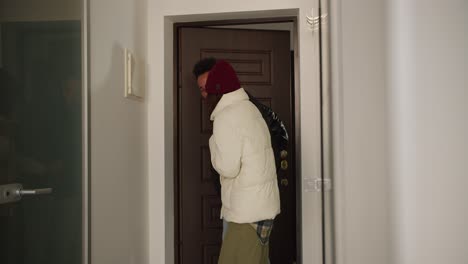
210;88;248;121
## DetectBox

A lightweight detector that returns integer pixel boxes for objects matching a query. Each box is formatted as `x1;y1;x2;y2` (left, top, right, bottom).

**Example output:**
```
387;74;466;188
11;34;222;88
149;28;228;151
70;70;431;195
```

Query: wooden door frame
173;16;299;264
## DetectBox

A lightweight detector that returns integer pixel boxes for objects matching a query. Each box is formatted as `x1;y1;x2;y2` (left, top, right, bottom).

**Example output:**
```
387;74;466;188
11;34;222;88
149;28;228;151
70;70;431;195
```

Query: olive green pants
218;222;269;264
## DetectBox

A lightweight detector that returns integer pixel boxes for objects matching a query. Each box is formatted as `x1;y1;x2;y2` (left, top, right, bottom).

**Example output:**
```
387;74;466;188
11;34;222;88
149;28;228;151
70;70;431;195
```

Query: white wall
331;0;392;264
388;1;468;263
333;0;468;263
89;0;148;263
147;2;323;264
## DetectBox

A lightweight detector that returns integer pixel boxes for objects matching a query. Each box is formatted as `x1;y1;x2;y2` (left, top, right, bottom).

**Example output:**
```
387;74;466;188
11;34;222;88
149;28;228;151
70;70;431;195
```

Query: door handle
0;183;53;204
17;188;53;196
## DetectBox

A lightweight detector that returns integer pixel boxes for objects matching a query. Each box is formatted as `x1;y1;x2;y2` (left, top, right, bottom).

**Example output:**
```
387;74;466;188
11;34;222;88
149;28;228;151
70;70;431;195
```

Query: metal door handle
0;183;53;204
17;188;53;196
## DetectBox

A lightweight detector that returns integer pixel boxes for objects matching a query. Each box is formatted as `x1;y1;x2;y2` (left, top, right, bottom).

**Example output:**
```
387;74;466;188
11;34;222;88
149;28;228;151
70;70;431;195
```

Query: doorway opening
173;17;301;264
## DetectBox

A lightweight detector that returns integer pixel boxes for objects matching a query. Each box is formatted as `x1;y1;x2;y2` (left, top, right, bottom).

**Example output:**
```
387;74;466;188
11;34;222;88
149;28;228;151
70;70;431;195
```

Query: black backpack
245;91;289;172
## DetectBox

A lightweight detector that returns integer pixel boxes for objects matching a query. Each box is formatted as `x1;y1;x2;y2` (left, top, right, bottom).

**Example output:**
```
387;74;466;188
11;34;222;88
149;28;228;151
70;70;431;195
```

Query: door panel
178;27;296;264
0;19;83;264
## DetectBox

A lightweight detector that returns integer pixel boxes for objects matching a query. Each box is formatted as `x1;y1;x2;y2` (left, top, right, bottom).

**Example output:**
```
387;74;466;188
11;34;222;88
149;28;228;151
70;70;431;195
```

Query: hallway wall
89;0;148;263
388;1;468;263
331;0;391;263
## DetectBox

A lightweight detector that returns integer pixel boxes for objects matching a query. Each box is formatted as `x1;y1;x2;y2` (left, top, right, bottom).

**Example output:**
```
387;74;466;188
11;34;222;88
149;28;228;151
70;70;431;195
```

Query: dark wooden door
177;27;296;264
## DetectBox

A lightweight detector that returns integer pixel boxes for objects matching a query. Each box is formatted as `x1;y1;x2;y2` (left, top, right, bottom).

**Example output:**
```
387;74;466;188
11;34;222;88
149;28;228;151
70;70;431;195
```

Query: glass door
0;1;86;263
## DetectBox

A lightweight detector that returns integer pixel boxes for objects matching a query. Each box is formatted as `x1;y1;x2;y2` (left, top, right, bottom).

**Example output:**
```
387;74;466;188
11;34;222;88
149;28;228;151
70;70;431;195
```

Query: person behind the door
193;58;280;264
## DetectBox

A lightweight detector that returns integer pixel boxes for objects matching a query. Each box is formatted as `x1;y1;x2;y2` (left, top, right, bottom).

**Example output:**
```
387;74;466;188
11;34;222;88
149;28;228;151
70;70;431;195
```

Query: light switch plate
124;48;144;101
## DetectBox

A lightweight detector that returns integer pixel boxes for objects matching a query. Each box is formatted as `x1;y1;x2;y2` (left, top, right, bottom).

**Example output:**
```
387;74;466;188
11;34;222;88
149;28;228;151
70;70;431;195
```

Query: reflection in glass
0;5;83;264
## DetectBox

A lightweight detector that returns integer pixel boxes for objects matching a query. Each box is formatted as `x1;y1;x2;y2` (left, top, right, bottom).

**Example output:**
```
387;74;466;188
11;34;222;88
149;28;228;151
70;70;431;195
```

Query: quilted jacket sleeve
209;115;242;178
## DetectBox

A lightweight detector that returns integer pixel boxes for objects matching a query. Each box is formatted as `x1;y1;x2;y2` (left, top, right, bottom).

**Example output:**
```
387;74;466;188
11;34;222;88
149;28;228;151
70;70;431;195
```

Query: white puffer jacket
209;88;280;224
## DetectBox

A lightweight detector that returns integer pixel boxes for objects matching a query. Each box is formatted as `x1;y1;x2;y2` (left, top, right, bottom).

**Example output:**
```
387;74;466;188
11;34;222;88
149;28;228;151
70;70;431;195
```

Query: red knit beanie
205;60;241;95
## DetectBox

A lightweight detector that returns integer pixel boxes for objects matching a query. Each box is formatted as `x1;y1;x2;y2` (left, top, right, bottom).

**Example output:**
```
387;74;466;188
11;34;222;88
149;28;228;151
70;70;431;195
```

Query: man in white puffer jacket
194;59;280;264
